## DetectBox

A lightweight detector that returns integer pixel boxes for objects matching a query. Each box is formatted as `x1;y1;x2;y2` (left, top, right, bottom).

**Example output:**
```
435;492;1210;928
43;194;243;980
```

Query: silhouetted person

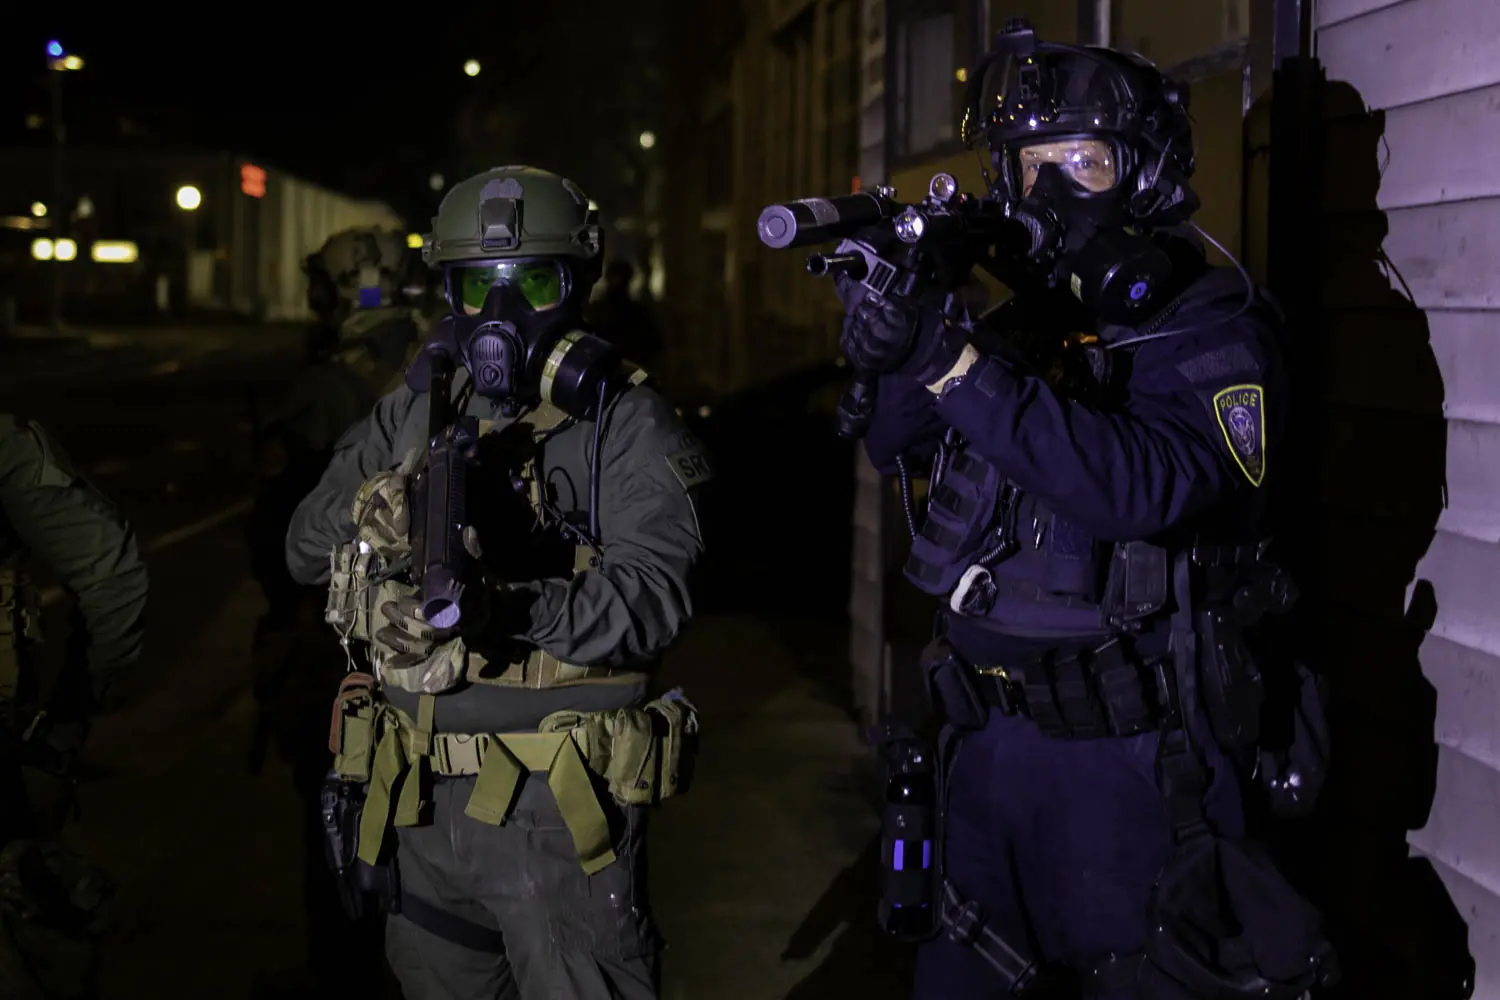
1263;70;1472;1000
587;260;663;368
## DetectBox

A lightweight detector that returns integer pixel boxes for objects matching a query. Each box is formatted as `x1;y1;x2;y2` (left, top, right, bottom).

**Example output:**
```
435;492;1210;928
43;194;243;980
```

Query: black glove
835;272;922;374
836;274;970;385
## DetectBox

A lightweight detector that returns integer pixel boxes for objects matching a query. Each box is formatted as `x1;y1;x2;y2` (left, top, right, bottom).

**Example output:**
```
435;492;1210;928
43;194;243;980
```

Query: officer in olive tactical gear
285;165;707;1000
837;23;1335;1000
0;415;145;998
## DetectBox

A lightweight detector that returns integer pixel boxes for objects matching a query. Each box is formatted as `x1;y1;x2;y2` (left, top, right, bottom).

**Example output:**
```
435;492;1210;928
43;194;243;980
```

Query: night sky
0;4;656;226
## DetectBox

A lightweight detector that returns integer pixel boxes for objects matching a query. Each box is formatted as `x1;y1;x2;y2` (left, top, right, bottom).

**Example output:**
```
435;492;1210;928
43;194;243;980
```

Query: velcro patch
1212;384;1266;487
666;448;712;490
1176;343;1258;385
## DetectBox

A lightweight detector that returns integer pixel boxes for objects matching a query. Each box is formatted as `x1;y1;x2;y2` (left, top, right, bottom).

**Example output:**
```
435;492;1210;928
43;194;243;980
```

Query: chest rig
326;381;649;692
901;340;1170;639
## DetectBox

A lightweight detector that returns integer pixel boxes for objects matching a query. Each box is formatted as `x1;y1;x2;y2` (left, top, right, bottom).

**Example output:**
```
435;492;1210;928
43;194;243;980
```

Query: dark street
3;0;1498;997
4;323;909;999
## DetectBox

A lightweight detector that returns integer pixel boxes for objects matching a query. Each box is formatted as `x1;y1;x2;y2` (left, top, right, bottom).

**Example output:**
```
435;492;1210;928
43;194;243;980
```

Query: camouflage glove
373;593;489;694
351;447;422;560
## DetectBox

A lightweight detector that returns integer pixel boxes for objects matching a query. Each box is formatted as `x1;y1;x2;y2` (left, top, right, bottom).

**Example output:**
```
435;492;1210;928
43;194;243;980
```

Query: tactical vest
903;447;1170;639
904;340;1171;639
327;387;651;692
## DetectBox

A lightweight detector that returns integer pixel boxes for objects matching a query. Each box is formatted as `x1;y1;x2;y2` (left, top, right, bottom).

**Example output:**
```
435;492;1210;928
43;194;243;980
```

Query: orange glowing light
241;163;267;198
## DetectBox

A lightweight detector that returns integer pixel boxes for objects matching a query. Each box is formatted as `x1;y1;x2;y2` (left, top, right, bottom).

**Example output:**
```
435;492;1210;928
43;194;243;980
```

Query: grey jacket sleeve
284;383;417;586
0;419;147;705
513;387;708;666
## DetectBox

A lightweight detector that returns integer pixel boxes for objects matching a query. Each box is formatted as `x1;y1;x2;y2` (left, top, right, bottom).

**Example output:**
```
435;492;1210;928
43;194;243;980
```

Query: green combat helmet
419;166;617;419
305;227;413;321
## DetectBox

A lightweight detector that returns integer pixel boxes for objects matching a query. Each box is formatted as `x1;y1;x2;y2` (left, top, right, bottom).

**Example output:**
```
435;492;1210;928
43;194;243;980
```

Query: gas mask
447;267;621;420
961;20;1201;328
1009;156;1177;327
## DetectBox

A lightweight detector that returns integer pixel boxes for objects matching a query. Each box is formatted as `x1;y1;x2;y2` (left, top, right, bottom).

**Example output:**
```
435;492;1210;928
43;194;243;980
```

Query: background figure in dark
587;259;663;369
0;415;147;999
246;226;422;999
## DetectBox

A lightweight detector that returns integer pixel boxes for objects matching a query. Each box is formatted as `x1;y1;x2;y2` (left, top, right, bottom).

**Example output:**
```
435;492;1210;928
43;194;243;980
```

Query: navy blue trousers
914;708;1244;1000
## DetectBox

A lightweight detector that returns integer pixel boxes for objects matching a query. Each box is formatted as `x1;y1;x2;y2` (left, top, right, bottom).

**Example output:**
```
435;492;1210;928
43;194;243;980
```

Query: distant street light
176;185;202;211
31;238;55;261
463;59;481;77
30;202;46;217
45;40;84;331
638;130;657;150
75;195;94;219
429;173;445;192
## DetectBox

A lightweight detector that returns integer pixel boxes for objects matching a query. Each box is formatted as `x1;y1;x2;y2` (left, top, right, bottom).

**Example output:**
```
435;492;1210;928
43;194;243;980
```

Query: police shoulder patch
1212;383;1266;487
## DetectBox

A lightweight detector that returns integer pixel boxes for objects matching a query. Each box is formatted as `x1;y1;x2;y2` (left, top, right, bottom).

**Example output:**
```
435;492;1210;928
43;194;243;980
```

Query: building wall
1305;0;1500;994
849;0;890;728
0;149;402;323
662;0;865;397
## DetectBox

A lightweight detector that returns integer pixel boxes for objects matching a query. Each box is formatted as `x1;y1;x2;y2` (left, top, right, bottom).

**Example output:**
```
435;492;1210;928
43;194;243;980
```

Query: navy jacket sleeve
933;312;1284;541
862;373;949;476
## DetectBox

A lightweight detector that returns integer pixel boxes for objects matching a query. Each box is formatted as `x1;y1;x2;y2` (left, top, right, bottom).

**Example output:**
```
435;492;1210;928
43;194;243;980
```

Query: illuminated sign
241;163;267;198
91;240;139;263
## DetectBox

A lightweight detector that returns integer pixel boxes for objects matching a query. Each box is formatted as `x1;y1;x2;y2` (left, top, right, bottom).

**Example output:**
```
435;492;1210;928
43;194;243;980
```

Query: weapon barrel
757;193;892;250
806;252;868;279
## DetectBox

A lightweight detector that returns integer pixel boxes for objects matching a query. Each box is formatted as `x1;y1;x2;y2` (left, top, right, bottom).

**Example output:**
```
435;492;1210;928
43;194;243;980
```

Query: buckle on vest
973;664;1019;715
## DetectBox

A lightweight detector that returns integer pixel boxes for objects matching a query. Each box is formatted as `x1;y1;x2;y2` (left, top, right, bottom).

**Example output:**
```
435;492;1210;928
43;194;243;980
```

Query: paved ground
1;323;916;999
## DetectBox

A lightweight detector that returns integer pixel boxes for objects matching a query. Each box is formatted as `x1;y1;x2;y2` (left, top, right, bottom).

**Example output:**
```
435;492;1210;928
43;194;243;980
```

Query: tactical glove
374;590;491;695
351;448;422;560
834;274;969;384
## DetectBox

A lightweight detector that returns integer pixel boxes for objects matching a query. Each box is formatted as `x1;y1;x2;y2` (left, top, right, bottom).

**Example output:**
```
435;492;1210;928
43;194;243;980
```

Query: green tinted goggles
450;259;568;313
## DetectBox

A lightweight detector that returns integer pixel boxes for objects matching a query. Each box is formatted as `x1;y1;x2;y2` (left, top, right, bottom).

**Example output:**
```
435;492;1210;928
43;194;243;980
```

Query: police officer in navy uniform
837;22;1334;1000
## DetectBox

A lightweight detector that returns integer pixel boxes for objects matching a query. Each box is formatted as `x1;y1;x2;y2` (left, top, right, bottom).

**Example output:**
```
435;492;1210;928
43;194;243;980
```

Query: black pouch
1196;608;1265;752
1144;834;1340;1000
920;639;990;732
1256;662;1331;819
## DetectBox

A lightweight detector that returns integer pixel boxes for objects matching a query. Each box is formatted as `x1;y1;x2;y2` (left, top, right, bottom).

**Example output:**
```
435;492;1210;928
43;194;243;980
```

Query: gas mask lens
454;259;567;314
1016;139;1118;197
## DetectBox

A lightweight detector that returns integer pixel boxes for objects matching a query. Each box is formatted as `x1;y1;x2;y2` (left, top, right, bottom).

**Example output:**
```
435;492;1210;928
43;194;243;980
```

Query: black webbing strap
399;890;507;953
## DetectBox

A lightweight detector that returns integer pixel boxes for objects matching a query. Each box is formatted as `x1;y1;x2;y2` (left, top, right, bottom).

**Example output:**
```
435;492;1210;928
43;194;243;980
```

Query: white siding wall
1317;0;1500;993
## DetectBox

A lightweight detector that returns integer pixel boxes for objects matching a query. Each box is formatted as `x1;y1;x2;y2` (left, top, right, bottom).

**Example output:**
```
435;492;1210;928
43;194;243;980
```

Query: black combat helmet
960;18;1198;227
